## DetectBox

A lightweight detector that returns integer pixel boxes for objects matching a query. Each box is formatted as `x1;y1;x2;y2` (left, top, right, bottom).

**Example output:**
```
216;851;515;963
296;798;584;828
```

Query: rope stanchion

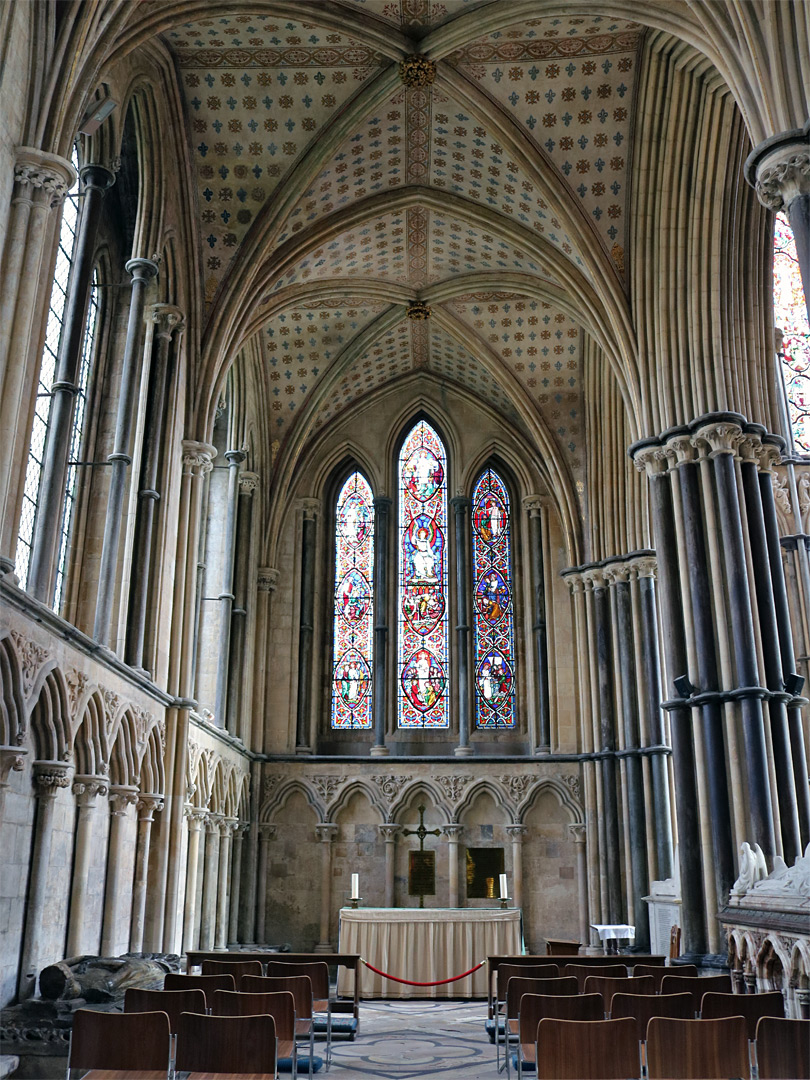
360;957;487;987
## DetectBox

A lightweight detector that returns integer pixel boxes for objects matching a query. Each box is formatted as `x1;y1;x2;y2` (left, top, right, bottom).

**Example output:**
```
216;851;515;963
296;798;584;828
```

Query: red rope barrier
360;957;487;987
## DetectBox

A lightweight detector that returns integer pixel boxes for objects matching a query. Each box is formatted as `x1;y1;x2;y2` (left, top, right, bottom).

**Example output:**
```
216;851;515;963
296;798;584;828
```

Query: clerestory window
774;211;810;454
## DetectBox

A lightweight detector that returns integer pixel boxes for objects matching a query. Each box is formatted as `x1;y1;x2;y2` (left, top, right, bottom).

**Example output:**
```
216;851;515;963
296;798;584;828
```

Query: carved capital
206;814;223;835
72;774;109;805
315;822;339;843
109;784;139;815
694;421;743;458
378;823;401;842
755;144;810;211
137;794;164;821
300;497;320;521
14;147;76;206
756;443;782;474
506;824;528;841
150;303;184;339
399;55;436;87
185;805;208;830
441;823;464;839
630;555;657;580
580;566;607;590
604;561;631;586
632;445;669;476
736;433;762;465
239;471;259;495
220;816;238;837
568;823;587;844
33;760;71;796
666;433;698;466
258;567;280;593
562;569;584;593
259;823;277;842
182;440;217;476
522;494;547;517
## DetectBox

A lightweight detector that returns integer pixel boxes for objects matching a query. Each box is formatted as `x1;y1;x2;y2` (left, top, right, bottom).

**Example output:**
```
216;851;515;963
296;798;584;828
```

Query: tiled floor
329;1000;497;1079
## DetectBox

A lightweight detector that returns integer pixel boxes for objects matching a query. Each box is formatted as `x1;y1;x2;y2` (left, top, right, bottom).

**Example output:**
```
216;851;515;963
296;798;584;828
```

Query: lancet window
774;211;810;453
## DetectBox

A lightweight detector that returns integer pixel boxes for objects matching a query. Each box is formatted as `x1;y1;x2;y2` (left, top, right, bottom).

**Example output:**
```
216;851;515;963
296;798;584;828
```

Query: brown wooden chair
755;1016;810;1079
242;974;315;1079
497;964;561;1010
265;961;332;1069
523;994;604;1079
700;990;784;1039
68;1008;171;1079
564;962;628;992
584;974;655;1008
201;958;264;981
124;986;207;1033
610;990;694;1039
534;1016;640;1079
501;977;578;1075
163;971;235;1008
659;973;732;1013
175;1010;277;1078
646;1015;750;1079
212;989;297;1075
545;940;581;956
633;962;698;991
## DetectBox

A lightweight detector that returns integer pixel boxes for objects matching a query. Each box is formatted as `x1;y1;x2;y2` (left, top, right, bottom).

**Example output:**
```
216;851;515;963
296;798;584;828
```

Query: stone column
372;496;392;756
0;149;75;571
569;824;590;948
100;784;139;955
255;823;276;944
379;824;399;906
254;570;279;754
199;815;221;950
66;774;109;957
227;472;257;738
748;134;810;324
125;304;184;672
27;164;115;602
93;257;160;646
214;449;246;730
442;823;463;906
215;818;236;949
18;762;70;999
182;808;207;952
524;496;551;753
296;500;320;752
506;824;527;909
315;823;338;951
129;794;164;953
633;446;706;957
228;822;248;944
451;496;473;755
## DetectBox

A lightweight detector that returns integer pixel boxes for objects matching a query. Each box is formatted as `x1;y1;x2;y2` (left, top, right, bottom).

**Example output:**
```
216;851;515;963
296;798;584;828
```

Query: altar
337;907;522;998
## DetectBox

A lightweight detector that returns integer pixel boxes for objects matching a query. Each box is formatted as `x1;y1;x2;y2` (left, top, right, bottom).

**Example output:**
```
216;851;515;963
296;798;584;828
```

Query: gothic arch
454;779;514;824
327;780;387;825
0;633;25;747
139;722;165;797
261;778;324;824
517;777;584;826
108;708;139;787
388;779;452;824
757;936;792;994
209;758;227;817
72;689;110;778
29;666;71;763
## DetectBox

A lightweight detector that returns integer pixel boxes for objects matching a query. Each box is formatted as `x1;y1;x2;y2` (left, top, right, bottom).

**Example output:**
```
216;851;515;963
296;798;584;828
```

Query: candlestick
499;873;508;899
351;873;359;900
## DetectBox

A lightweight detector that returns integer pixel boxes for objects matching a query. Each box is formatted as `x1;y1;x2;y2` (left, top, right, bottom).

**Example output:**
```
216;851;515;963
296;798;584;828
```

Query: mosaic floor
328;1000;496;1079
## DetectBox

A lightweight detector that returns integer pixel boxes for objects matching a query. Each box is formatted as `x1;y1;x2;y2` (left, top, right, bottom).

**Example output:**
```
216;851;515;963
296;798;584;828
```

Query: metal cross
402;804;441;908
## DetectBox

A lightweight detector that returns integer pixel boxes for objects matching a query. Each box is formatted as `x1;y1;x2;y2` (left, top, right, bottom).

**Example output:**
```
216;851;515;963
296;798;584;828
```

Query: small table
590;923;635;954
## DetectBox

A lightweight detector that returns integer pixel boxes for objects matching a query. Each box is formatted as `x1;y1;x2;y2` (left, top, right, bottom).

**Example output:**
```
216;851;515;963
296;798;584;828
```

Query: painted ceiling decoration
159;4;643;487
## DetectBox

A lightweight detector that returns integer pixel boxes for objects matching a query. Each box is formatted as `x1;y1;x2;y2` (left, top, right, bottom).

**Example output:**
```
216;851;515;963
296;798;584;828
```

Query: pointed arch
72;689;109;777
139;722;165;797
454;779;514;823
0;635;26;748
517;777;584;825
108;709;139;787
29;667;71;763
261;779;324;823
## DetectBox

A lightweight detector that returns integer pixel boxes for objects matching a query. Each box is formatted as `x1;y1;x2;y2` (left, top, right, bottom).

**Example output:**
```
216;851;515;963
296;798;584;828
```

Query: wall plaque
408;850;436;898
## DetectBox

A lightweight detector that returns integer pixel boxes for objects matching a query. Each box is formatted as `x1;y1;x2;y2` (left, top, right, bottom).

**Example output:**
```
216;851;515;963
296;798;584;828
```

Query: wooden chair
610;990;694;1039
501;977;578;1075
68;1008;171;1079
202;958;264;981
564;962;628;993
523;994;604;1078
534;1017;640;1079
242;974;315;1079
633;962;697;991
545;940;581;956
124;987;207;1033
755;1016;810;1079
175;1010;277;1078
658;973;732;1013
700;990;784;1039
646;1015;749;1079
265;961;332;1069
583;974;655;1008
212;990;297;1075
163;972;235;1008
497;964;561;1011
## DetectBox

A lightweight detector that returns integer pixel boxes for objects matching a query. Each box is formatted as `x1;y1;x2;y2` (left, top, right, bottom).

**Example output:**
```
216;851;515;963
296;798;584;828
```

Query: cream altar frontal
337;907;522;998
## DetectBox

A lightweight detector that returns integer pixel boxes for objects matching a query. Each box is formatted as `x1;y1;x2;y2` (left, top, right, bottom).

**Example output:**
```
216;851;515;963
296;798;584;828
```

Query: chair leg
309;1024;314;1080
505;1024;511;1079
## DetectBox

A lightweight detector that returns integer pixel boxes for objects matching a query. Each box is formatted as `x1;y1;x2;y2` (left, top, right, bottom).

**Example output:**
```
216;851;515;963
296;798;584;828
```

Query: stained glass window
774;211;810;453
331;471;374;729
398;420;449;728
472;468;516;728
16;145;80;592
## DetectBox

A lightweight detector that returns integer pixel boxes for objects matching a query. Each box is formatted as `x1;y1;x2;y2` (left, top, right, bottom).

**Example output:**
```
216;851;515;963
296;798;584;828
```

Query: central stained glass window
398;420;449;728
472;468;516;728
331;471;374;729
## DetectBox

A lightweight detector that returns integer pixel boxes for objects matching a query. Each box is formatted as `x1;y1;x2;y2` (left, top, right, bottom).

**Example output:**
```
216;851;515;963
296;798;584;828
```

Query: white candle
499;873;508;899
351;873;359;900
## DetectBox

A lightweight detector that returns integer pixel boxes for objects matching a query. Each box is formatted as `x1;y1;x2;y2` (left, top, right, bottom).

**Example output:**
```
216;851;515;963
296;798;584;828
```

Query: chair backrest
610;991;694;1041
534;1017;640;1079
545;940;581;956
755;1016;810;1080
201;958;264;980
522;992;604;1043
583;974;655;1006
659;973;732;1013
701;990;784;1040
175;1010;276;1075
646;1015;750;1079
124;987;207;1033
497;964;560;1002
163;972;235;1007
634;963;698;991
241;973;313;1019
69;1008;171;1072
265;960;329;999
211;989;296;1038
564;962;628;992
506;976;577;1016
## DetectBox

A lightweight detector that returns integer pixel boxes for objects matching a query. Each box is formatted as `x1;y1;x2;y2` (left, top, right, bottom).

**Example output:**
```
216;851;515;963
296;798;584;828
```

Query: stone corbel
315;822;338;843
0;746;27;786
257;567;280;593
239;472;259;496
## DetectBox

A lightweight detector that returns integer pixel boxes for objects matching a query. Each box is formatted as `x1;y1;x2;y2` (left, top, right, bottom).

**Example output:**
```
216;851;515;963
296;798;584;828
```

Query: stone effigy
38;952;179;1002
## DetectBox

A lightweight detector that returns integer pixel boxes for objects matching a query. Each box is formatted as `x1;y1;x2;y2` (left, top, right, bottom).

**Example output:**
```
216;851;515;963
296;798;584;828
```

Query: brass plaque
408;850;436;896
466;847;505;899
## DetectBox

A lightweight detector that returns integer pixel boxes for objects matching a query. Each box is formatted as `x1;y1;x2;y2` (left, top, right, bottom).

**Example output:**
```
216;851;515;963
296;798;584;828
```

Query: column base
314;942;332;954
0;555;16;575
295;745;313;756
370;745;390;757
454;745;474;757
535;745;552;755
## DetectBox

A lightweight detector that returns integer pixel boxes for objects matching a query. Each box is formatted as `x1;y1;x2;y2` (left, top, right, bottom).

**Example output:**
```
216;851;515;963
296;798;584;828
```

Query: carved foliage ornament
499;774;531;805
372;774;409;802
436;774;474;803
312;775;348;803
756;150;810;212
66;669;90;718
400;55;436;88
562;773;582;803
407;299;431;320
14;162;71;205
10;631;51;701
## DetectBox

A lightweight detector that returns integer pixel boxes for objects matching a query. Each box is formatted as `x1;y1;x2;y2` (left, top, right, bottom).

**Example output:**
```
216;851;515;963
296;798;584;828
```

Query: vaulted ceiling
158;2;647;483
